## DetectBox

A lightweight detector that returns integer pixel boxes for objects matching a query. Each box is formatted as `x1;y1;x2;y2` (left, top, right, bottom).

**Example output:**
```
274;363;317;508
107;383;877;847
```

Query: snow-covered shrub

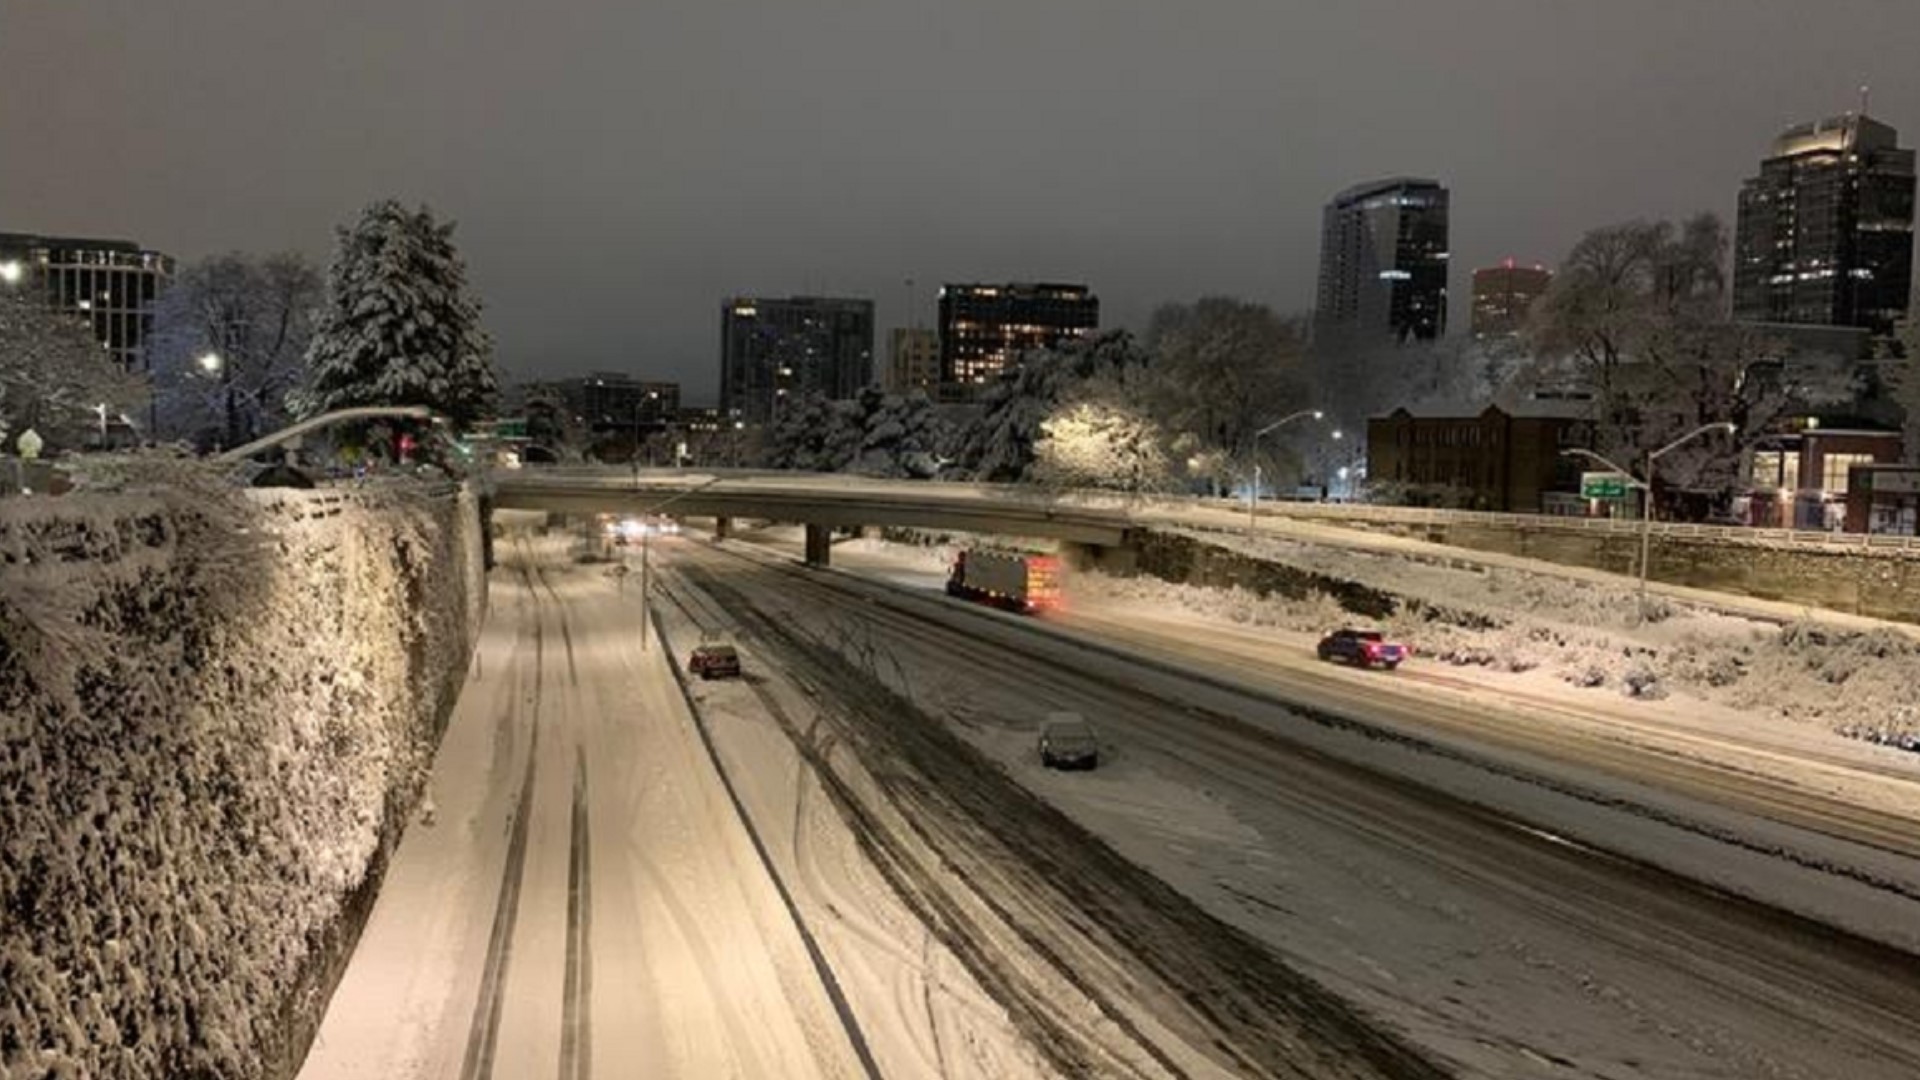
0;477;485;1079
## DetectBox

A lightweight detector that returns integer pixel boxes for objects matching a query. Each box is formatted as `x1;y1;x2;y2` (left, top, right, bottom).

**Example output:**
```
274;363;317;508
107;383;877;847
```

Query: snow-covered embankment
0;474;486;1080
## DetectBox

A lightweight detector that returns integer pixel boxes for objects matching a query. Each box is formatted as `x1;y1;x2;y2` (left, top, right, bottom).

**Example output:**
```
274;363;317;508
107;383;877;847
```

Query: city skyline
3;2;1917;400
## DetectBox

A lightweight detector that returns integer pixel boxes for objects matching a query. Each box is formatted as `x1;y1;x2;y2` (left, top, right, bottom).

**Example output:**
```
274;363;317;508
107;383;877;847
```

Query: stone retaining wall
0;477;485;1080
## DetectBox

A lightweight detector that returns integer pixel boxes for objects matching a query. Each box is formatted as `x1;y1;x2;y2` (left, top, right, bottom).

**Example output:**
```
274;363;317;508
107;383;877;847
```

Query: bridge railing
1163;496;1920;554
489;466;1920;555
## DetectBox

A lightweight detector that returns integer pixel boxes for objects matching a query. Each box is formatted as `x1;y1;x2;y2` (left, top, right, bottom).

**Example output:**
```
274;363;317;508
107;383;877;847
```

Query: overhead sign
1580;471;1631;500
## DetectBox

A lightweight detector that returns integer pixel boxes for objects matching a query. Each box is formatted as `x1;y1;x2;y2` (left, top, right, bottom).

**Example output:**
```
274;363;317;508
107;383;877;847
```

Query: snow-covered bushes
1093;527;1920;743
0;471;484;1079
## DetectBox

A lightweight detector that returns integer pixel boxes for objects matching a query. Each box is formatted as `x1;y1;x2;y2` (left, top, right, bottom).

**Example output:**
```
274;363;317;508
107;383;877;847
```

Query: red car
1316;628;1409;670
687;643;741;680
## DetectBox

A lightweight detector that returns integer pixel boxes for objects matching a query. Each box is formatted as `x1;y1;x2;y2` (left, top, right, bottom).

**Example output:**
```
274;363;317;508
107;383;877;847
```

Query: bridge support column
804;523;833;567
714;516;731;540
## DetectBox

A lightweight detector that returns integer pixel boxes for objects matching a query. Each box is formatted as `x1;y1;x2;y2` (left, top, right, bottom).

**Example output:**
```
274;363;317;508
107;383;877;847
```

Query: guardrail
489;466;1920;556
1216;498;1920;554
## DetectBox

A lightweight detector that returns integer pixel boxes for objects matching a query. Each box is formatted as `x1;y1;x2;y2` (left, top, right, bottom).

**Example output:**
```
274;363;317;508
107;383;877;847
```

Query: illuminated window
1821;453;1874;494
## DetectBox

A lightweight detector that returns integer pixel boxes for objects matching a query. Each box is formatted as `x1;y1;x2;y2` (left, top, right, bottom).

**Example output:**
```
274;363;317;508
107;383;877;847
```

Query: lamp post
1248;409;1324;529
635;475;724;652
1561;421;1735;623
197;351;236;451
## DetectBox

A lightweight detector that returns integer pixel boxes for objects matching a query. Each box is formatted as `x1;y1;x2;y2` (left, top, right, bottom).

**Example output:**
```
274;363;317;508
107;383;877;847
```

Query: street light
1560;421;1735;623
634;476;724;652
1249;409;1324;528
194;352;240;448
0;260;22;286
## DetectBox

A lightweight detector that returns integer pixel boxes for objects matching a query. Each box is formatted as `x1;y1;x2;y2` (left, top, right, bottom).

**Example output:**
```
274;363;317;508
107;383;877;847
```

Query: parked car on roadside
688;643;741;679
1038;711;1100;770
1316;628;1408;670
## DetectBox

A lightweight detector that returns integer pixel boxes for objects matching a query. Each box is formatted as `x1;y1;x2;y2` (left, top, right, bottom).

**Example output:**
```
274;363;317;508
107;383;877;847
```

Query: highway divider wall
1296;515;1920;623
0;473;486;1080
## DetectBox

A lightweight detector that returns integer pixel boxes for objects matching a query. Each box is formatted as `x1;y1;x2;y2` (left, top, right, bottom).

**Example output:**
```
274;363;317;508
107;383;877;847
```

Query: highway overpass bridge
487;468;1141;564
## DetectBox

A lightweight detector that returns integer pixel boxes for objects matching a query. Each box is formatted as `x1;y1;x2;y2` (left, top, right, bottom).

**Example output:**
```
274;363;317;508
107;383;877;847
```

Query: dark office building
559;372;680;434
1314;178;1450;345
1470;261;1553;339
1733;113;1915;336
1368;401;1592;513
0;232;175;370
720;296;874;424
937;282;1098;386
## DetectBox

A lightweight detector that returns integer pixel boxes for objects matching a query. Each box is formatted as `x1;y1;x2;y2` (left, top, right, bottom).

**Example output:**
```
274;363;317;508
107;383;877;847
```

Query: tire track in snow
684;550;1454;1079
532;564;580;687
649;595;888;1080
558;747;593;1080
460;682;542;1080
461;553;546;1080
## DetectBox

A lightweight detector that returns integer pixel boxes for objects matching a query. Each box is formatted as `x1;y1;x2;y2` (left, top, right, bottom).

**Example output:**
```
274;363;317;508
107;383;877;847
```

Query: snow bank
0;466;486;1080
1105;528;1920;745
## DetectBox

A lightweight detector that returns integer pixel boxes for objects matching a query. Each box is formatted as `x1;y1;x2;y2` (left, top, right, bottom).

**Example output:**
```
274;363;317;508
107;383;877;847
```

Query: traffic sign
1581;471;1630;500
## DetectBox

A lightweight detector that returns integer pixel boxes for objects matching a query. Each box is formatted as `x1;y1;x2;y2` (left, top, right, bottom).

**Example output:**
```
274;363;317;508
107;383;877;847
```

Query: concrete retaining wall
1340;519;1920;622
0;478;486;1080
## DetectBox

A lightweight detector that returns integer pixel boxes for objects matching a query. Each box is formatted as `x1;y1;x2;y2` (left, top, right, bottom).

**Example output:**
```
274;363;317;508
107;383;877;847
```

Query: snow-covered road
692;530;1920;1079
296;523;1920;1080
297;537;1050;1079
298;533;1452;1079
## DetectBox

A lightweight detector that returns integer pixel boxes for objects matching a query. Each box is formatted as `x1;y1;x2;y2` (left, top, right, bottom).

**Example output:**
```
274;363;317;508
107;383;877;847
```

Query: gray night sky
3;0;1916;402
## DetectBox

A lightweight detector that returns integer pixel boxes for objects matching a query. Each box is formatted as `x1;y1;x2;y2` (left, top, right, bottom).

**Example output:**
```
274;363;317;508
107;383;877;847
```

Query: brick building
1367;402;1592;512
1742;426;1903;530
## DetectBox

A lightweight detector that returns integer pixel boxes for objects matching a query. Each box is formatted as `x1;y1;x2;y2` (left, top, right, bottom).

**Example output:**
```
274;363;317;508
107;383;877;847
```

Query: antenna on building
1860;84;1871;117
905;276;916;330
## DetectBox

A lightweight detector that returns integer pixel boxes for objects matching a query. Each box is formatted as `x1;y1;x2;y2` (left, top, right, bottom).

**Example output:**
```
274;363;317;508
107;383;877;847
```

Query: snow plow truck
946;550;1062;613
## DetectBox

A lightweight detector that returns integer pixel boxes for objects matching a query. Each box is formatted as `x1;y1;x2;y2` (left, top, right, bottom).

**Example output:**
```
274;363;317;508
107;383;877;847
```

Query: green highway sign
1580;471;1630;500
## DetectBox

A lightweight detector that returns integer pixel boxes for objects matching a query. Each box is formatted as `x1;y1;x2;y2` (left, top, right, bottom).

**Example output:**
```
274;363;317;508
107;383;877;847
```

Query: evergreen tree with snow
956;331;1151;482
300;200;498;430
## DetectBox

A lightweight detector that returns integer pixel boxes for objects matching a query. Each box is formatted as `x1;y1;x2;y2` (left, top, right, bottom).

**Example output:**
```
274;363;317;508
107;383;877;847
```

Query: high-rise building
0;232;175;370
720;296;874;423
937;282;1098;386
558;372;680;434
886;327;940;395
1470;260;1553;339
1314;178;1450;345
1733;112;1915;336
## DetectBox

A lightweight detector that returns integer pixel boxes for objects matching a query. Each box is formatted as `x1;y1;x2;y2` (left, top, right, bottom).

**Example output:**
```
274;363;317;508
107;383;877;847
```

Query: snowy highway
296;529;1920;1080
679;530;1920;1079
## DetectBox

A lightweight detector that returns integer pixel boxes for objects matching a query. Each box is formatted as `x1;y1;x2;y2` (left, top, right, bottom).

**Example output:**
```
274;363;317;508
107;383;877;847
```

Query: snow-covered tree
763;386;945;477
147;252;322;447
955;331;1151;482
1030;369;1171;494
0;291;147;451
846;387;942;477
763;390;840;470
1527;214;1850;494
300;200;497;430
1147;298;1311;492
1148;298;1309;451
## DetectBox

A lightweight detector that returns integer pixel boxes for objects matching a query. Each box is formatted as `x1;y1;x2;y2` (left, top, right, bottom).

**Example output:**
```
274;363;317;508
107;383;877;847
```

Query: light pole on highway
1561;421;1735;624
635;475;723;652
1249;409;1323;529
